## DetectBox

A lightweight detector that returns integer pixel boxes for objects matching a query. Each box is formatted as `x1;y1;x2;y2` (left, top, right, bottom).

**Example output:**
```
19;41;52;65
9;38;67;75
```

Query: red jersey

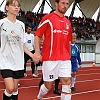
35;12;72;61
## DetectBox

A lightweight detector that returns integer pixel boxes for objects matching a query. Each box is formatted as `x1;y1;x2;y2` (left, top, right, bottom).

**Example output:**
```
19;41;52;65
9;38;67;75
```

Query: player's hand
33;52;42;64
31;54;39;64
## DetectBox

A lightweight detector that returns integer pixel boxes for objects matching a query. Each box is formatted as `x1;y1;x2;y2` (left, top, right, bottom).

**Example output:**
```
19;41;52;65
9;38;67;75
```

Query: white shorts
42;60;71;82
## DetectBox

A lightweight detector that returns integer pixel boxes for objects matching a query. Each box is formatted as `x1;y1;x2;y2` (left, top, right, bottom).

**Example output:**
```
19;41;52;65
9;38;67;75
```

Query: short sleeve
35;14;49;38
20;22;26;45
69;21;72;41
0;19;5;48
0;23;1;48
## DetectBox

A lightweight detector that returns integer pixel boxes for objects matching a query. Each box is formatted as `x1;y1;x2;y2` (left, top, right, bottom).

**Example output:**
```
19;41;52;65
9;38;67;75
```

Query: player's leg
31;62;35;75
37;81;54;99
1;70;14;100
32;63;39;77
60;77;71;100
3;78;14;100
39;75;61;95
24;53;29;77
35;64;39;76
71;63;78;92
37;61;58;99
54;78;61;95
31;50;37;76
11;70;24;100
59;60;72;100
71;72;77;92
10;79;19;100
39;75;44;88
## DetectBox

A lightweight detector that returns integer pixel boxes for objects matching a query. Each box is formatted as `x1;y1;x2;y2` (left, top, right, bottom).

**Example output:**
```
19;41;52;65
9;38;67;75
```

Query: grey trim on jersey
20;24;24;33
0;23;4;48
0;27;1;48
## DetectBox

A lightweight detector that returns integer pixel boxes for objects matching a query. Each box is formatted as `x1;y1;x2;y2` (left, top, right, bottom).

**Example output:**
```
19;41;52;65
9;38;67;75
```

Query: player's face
72;36;76;44
56;0;69;14
26;27;32;34
6;0;20;16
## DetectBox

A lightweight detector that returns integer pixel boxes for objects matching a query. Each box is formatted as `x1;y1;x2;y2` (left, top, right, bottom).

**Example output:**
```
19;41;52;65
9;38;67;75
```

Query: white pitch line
35;89;100;99
76;72;100;76
20;78;41;80
72;89;100;95
1;77;100;92
25;67;100;75
0;78;41;83
76;78;100;83
78;68;100;72
0;74;100;83
0;85;39;91
1;85;100;100
0;71;100;84
27;72;100;77
27;73;42;76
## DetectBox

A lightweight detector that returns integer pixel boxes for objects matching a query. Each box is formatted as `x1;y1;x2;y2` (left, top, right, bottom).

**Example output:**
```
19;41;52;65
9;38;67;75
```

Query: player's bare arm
23;44;39;64
34;36;42;61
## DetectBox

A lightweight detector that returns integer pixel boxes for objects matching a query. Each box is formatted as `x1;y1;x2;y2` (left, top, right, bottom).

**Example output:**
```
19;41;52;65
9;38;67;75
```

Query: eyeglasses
9;4;20;8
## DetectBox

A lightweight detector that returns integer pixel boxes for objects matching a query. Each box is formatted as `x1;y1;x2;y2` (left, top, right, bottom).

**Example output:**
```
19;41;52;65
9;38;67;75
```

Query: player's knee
6;86;14;94
44;82;53;90
71;72;76;77
61;77;71;85
45;84;52;90
62;85;71;93
13;87;18;92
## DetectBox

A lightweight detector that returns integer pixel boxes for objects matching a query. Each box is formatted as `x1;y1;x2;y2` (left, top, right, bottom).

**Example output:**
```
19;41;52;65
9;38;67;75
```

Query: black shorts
24;50;35;62
1;69;24;79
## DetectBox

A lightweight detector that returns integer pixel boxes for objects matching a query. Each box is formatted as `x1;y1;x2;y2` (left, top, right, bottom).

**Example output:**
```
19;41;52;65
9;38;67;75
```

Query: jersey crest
66;23;69;30
11;30;16;35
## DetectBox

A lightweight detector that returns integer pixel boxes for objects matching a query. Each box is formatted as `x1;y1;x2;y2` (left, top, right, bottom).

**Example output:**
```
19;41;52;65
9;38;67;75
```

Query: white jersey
0;18;26;71
24;33;34;51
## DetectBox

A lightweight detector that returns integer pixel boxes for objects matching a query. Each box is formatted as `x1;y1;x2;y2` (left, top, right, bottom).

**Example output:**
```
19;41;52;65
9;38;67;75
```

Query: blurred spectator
31;19;35;30
1;9;99;40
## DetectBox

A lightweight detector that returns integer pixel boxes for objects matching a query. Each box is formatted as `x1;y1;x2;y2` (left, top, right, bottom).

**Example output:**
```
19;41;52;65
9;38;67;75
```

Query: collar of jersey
53;12;64;18
5;18;18;24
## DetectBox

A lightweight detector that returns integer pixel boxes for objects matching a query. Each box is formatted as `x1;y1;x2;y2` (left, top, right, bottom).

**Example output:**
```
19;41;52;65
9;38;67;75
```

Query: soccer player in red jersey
34;0;72;99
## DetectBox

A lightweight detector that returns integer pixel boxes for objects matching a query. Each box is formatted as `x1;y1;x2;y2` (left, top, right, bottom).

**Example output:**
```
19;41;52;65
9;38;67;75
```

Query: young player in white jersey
0;0;39;100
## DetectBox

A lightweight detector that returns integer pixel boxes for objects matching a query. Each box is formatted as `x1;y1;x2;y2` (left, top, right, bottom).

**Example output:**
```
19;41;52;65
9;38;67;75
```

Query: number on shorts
49;75;54;79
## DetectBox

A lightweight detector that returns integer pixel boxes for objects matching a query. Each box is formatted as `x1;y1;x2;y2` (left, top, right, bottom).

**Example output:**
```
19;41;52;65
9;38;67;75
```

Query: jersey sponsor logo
11;30;16;35
66;23;69;30
27;40;31;43
53;29;69;35
71;49;76;54
49;75;54;79
59;20;64;22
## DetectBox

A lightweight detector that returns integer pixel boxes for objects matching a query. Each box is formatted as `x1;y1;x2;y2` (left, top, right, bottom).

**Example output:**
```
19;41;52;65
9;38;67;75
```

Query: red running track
0;67;100;100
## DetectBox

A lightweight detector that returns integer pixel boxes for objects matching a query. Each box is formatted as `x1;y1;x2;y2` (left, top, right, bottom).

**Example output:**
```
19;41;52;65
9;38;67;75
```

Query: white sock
37;84;49;99
71;76;76;87
61;85;71;100
4;90;12;97
12;90;18;95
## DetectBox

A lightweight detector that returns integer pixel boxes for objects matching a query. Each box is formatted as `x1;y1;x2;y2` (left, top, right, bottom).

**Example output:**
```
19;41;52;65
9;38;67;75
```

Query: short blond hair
72;33;77;37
